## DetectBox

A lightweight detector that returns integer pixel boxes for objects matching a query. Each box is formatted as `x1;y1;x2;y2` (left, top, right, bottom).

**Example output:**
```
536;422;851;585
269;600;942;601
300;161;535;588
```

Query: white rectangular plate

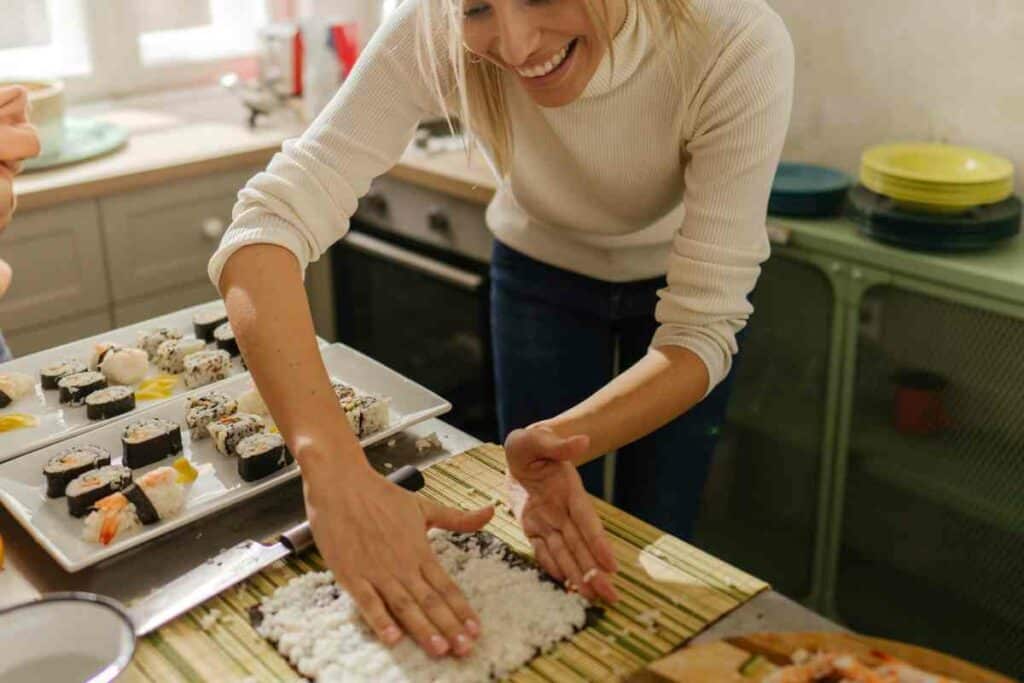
0;343;450;572
0;301;326;464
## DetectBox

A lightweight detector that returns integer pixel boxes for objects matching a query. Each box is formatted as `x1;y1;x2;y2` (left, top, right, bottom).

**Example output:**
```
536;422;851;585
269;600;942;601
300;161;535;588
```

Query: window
0;0;280;102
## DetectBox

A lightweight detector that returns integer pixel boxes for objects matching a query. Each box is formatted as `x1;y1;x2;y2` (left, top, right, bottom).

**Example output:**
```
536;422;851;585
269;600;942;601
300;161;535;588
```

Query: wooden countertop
13;88;497;212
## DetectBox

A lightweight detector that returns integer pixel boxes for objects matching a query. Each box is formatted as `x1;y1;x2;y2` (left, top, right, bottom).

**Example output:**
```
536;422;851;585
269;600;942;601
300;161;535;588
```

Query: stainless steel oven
330;175;498;441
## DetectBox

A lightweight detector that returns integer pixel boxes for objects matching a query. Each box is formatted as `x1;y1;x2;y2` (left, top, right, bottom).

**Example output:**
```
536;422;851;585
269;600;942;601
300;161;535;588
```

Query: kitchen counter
13;86;497;213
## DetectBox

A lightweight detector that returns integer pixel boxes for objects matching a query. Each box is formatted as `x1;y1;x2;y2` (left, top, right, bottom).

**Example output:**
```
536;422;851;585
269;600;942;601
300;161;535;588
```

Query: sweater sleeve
650;10;794;396
207;0;447;288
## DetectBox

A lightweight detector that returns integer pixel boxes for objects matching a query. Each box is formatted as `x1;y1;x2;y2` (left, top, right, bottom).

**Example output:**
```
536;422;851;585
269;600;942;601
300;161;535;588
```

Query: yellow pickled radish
173;456;199;484
0;414;38;432
135;375;178;401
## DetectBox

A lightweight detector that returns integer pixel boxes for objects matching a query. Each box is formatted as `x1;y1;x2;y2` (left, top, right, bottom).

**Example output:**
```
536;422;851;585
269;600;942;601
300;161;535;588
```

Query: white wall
768;0;1024;194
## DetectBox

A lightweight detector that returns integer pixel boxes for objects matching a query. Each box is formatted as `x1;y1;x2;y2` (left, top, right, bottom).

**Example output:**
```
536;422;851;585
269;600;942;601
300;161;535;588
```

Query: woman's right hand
300;444;494;658
0;85;41;231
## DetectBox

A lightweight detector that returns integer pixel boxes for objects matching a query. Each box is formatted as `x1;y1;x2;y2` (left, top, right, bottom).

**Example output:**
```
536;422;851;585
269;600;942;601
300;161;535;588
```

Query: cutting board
628;632;1016;683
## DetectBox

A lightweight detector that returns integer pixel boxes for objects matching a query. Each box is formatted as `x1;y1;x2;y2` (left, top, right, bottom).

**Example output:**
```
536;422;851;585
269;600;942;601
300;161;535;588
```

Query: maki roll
82;492;139;545
237;432;293;482
208;413;264;457
182;349;232;389
98;346;149;385
40;359;88;390
57;371;107;406
137;327;183;359
330;378;356;403
154;337;206;374
193;306;228;342
43;444;111;498
0;372;34;408
123;466;186;525
85;386;136;420
121;417;183;468
213;322;239;357
184;391;237;439
66;464;132;517
236;387;268;416
342;394;390;438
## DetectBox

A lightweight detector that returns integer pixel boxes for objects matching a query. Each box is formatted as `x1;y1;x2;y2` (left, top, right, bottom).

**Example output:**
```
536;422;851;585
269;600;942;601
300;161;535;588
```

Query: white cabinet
0;200;111;345
113;280;219;327
5;311;113;357
99;168;258;302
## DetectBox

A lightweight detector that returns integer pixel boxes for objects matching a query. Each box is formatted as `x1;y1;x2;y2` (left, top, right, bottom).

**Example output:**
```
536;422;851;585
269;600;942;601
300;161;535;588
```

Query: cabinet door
0;200;110;333
838;285;1023;678
113;280;219;327
100;168;259;302
694;254;835;602
4;310;113;357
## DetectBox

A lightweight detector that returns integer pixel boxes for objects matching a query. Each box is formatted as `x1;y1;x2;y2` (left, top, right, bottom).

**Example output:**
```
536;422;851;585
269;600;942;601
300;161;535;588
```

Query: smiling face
460;0;625;108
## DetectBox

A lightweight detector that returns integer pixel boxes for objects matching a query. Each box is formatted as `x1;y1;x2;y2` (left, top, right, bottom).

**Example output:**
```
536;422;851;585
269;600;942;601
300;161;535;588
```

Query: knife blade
129;464;426;636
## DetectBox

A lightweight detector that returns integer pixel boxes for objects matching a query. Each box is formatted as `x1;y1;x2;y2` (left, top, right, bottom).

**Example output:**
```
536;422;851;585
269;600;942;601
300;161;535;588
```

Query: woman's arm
220;243;492;658
531;346;708;465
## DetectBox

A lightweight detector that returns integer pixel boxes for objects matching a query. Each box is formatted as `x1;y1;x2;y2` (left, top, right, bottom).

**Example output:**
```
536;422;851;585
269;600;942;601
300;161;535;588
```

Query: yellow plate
860;166;1013;208
862;143;1013;185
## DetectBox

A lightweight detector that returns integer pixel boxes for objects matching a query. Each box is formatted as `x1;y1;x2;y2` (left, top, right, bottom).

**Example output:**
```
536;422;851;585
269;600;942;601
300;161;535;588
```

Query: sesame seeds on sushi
185;391;238;439
183;349;232;389
154;338;206;374
137;327;183;360
208;413;264;457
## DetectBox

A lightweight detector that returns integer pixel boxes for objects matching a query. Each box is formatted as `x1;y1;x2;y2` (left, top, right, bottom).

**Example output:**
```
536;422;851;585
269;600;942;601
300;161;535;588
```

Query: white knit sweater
209;0;794;393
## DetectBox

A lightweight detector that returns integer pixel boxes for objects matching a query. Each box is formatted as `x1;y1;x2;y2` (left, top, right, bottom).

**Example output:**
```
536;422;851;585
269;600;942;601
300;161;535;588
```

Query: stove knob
365;192;389;215
427;208;452;236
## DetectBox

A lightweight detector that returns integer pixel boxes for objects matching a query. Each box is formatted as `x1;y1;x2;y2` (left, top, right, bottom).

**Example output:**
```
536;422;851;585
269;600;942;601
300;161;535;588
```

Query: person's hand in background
0;85;41;299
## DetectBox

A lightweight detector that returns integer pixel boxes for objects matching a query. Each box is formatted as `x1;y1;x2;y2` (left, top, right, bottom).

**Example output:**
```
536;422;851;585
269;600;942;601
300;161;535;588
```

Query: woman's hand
0;85;41;231
301;447;494;658
504;426;619;603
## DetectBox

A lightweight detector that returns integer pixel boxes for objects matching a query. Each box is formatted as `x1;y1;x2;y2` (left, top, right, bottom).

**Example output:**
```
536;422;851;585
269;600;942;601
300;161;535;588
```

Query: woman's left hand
504;426;619;603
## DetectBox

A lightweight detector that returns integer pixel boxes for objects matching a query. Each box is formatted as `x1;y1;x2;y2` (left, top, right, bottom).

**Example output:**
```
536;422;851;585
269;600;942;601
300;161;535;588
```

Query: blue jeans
0;331;11;363
490;240;738;540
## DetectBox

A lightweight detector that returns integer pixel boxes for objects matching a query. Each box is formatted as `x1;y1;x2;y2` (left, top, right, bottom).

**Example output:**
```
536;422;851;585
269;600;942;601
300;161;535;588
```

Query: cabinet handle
202;217;226;241
427;207;452;236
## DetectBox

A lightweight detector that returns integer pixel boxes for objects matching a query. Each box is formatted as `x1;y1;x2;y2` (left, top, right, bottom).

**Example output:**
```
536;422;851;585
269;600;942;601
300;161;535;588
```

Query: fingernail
382;626;402;644
465;619;480;637
454;633;473;655
431;635;450;655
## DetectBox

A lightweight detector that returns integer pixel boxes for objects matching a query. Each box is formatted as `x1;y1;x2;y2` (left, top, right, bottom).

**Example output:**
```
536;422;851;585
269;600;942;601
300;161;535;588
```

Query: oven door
331;223;497;441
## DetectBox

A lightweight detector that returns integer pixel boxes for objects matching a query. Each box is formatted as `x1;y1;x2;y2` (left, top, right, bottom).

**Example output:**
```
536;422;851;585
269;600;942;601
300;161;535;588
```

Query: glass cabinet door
694;253;835;602
838;285;1024;678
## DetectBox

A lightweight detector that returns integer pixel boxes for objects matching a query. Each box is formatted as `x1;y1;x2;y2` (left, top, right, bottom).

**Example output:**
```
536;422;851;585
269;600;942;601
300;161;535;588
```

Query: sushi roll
236;387;268;416
98;346;149;385
207;413;264;457
213;322;239;357
0;372;34;408
82;492;139;545
182;349;232;389
154;337;206;374
121;417;183;469
57;371;107;406
40;359;88;390
184;391;237;439
341;394;390;438
85;386;136;420
236;432;293;482
43;444;111;498
330;378;356;403
137;327;184;359
123;466;186;525
193;306;228;342
66;464;132;517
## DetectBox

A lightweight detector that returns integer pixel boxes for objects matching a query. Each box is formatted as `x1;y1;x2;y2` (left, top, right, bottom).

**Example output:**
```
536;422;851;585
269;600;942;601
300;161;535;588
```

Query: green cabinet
695;216;1024;678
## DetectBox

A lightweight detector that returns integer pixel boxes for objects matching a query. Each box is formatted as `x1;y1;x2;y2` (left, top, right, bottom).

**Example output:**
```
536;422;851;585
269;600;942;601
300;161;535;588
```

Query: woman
211;0;793;659
0;85;42;361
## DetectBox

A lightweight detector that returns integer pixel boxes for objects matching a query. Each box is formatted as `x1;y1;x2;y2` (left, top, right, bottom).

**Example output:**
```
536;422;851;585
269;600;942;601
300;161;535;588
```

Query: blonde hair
416;0;697;175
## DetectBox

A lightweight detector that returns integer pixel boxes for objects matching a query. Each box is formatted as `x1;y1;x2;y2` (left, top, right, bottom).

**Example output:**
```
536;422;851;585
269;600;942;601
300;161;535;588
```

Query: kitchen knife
129;464;426;636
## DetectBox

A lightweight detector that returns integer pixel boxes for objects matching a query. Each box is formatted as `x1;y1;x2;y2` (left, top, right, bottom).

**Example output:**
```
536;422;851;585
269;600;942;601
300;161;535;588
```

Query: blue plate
22;117;128;173
769;162;851;217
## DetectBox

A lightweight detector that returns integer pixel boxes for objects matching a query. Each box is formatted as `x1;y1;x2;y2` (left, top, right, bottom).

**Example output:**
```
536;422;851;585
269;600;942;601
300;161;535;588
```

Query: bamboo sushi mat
120;445;768;682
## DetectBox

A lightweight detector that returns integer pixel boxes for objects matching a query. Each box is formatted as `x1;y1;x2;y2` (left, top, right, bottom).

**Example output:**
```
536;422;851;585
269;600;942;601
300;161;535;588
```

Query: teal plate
769;162;851;217
21;117;128;173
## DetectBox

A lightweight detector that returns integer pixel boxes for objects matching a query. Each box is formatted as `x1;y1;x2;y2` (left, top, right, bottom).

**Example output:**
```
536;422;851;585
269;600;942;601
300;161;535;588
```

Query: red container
892;370;951;436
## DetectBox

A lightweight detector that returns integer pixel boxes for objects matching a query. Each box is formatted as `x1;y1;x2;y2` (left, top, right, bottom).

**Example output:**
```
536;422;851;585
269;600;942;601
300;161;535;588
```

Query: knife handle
279;465;426;553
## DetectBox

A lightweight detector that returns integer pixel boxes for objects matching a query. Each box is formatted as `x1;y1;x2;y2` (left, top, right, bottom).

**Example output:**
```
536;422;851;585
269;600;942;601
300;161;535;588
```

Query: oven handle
344;230;484;292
